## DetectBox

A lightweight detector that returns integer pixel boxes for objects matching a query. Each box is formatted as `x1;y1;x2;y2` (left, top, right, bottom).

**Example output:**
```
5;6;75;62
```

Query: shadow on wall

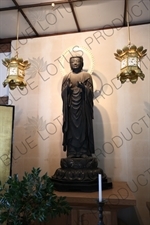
0;96;8;105
93;104;114;179
92;69;116;179
93;105;105;169
117;207;141;225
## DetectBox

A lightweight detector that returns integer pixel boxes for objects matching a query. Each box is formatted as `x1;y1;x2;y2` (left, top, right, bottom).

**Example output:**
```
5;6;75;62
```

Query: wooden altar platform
50;181;136;225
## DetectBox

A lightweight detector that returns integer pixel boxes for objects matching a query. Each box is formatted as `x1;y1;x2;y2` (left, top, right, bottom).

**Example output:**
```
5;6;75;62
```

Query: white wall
1;24;149;225
0;52;9;97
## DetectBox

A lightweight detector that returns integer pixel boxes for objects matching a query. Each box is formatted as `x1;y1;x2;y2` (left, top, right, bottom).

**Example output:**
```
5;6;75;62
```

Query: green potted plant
0;167;71;225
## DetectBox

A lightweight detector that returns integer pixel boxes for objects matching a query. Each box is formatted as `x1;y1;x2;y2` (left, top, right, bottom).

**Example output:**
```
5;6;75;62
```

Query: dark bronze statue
52;56;112;192
61;56;95;158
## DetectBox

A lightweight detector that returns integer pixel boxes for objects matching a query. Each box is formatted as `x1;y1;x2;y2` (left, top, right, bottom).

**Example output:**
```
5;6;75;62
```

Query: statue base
51;157;112;192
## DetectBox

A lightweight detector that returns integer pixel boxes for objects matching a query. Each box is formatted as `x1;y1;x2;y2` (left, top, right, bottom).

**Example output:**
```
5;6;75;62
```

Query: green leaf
0;167;71;225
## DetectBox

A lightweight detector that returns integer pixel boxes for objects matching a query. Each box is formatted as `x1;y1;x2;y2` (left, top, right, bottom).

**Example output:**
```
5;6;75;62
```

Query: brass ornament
114;44;147;84
114;0;147;85
2;56;30;90
2;11;31;90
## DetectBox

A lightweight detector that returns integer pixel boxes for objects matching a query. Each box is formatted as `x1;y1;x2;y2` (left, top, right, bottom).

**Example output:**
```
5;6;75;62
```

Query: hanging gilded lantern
114;45;147;84
2;11;31;90
114;0;147;84
2;56;30;90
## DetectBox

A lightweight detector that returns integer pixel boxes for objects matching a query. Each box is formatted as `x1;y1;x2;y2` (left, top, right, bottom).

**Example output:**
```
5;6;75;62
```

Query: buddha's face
70;57;83;73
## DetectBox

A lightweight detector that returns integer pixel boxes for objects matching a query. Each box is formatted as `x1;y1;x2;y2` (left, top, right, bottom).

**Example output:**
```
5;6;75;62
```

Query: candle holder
97;199;107;225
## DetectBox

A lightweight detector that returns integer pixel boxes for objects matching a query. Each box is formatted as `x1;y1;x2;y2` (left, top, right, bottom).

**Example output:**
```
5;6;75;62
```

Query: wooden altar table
51;181;136;225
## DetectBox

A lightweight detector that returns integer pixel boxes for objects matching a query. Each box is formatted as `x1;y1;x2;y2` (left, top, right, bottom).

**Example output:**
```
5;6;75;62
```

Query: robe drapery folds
61;71;95;157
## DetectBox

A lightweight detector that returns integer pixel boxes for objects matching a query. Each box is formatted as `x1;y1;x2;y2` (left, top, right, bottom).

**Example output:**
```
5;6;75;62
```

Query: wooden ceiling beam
0;0;89;11
1;21;150;47
11;0;39;37
68;0;80;32
123;0;127;26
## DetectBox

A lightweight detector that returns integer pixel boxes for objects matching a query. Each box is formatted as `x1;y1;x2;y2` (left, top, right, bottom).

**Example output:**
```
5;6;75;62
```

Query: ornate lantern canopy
2;11;30;90
114;0;147;84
